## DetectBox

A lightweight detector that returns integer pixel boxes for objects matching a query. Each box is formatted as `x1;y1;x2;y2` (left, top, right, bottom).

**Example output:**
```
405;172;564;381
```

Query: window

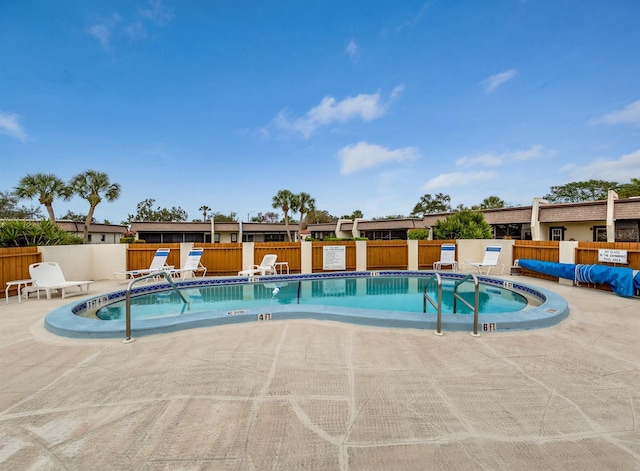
550;227;564;241
214;233;220;243
231;233;237;243
615;223;639;242
593;226;607;242
494;223;526;240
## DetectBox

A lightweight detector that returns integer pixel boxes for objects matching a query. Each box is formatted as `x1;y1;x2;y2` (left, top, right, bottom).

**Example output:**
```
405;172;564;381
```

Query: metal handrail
124;271;190;343
423;273;443;335
452;273;481;337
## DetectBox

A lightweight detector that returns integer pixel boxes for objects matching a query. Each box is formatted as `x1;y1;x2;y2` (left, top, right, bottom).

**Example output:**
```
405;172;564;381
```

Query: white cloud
481;69;517;93
422;171;497;190
124;22;147;42
595;100;640;127
561;149;640;181
272;90;394;138
88;14;121;51
0;111;28;142
89;2;172;51
396;2;429;31
456;153;502;167
508;144;544;160
138;0;174;25
345;39;358;59
390;84;405;100
455;145;544;167
339;142;420;175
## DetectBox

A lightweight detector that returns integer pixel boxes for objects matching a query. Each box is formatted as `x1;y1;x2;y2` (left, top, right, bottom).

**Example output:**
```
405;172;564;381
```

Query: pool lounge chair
114;248;173;282
465;245;504;275
169;248;207;279
238;254;278;277
433;244;457;271
26;262;93;299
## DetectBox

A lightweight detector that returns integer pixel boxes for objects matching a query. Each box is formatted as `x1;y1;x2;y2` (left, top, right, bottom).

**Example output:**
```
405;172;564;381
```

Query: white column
407;239;418;270
300;240;312;274
606;190;618;243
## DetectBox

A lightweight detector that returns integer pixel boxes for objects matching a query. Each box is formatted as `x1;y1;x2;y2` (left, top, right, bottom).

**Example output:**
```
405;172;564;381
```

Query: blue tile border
44;271;569;339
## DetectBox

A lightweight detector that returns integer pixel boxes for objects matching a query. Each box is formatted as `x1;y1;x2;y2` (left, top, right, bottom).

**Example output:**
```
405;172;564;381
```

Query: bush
407;228;430;240
0;220;83;247
433;209;492;240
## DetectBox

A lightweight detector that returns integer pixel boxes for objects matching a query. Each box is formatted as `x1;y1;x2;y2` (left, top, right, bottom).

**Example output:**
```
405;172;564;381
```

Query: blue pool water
44;271;570;338
95;277;528;321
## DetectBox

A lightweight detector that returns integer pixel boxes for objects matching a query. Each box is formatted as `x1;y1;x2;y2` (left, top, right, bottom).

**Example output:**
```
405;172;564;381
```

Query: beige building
71;193;639;244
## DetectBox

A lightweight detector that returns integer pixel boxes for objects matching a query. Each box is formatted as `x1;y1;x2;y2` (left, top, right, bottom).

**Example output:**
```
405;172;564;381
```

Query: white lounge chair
465;245;504;275
114;248;173;282
433;244;457;271
169;248;207;279
26;262;93;299
238;254;278;277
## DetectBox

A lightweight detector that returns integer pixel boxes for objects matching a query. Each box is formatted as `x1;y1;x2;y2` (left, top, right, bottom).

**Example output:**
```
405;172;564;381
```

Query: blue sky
1;0;639;224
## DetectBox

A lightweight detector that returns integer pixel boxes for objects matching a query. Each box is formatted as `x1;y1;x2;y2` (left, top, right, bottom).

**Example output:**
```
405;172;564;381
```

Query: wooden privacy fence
0;247;42;300
126;243;243;277
201;243;242;276
513;240;560;282
367;240;408;271
417;240;456;270
126;243;181;273
254;242;302;274
311;241;357;272
575;242;640;293
575;241;640;269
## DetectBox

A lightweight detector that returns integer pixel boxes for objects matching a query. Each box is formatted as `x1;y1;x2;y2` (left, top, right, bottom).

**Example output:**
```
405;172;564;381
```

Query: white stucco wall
456;239;515;273
38;244;127;281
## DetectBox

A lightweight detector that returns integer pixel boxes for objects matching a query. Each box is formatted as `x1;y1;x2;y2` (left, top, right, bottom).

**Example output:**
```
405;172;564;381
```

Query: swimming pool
44;271;569;338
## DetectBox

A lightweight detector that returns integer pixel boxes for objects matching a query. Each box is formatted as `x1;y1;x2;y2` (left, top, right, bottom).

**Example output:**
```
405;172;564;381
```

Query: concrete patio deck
0;276;638;470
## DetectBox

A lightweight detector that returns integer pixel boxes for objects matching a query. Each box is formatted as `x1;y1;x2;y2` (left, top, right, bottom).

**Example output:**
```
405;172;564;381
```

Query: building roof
537;200;607;223
55;221;127;234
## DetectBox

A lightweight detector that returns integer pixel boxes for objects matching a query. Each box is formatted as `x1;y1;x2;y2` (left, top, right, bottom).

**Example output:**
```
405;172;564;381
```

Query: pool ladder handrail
452;273;481;337
123;270;190;343
423;273;444;336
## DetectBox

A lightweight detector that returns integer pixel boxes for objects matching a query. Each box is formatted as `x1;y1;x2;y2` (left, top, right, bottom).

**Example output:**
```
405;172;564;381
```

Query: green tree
69;170;121;243
0;191;43;219
59;210;95;222
14;173;71;221
199;205;211;222
616;178;640;198
372;214;406;220
127;199;189;222
307;209;337;224
261;211;280;223
341;209;363;219
292;192;316;235
410;193;452;217
211;212;237;222
433;209;492;240
272;189;295;242
543;179;618;203
473;196;505;210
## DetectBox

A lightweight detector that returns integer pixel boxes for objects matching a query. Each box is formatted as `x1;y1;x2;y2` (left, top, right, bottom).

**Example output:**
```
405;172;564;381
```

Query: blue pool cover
518;259;640;297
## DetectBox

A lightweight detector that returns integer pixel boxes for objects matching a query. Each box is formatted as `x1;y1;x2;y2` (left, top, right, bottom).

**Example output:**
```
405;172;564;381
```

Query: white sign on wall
598;249;628;264
323;246;346;270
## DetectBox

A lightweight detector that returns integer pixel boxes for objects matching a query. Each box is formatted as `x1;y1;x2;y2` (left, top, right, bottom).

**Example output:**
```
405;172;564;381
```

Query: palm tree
199;205;211;222
272;189;294;241
14;173;71;221
295;192;315;237
477;196;505;209
69;170;121;243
